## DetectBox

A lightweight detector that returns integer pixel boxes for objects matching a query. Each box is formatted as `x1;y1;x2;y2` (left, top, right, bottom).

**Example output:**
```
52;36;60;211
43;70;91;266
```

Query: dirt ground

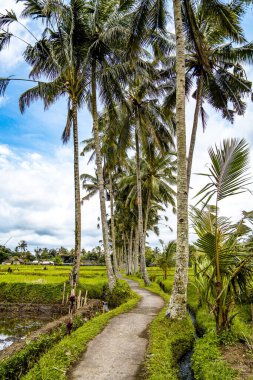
222;342;253;379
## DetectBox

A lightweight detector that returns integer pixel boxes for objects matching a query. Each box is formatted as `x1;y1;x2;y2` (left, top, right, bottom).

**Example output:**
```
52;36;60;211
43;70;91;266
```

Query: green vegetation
192;332;235;380
145;270;238;379
0;280;135;380
193;138;253;333
0;266;108;303
0;315;84;380
147;313;194;380
105;279;135;308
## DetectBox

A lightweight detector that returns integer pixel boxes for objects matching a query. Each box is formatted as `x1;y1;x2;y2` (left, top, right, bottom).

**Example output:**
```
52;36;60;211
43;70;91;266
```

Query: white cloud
0;143;103;251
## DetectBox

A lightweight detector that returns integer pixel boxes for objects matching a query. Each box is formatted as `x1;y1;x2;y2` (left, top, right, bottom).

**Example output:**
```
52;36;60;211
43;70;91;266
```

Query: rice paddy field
0;265;107;283
0;265;108;305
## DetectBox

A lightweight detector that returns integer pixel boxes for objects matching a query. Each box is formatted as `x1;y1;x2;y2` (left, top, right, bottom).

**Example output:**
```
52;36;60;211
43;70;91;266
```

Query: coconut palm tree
0;0;131;290
193;138;253;332
119;149;176;245
0;0;90;286
165;0;189;320
156;240;176;280
118;69;174;285
80;109;130;278
78;0;139;290
181;0;253;188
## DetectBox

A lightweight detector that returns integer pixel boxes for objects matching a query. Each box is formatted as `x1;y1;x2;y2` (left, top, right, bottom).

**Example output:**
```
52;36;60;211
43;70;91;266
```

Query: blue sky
1;1;253;252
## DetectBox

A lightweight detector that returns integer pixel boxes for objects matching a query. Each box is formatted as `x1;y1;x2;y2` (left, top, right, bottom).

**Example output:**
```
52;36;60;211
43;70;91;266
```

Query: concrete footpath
70;278;164;380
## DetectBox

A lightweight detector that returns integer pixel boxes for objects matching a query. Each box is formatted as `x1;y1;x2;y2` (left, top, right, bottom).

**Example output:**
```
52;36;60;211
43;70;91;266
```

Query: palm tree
81;169;119;277
17;240;28;253
118;70;174;285
79;0;138;290
119;149;176;245
0;0;89;286
80;111;127;278
0;0;131;290
193;138;253;332
182;0;253;188
156;240;176;280
166;0;189;320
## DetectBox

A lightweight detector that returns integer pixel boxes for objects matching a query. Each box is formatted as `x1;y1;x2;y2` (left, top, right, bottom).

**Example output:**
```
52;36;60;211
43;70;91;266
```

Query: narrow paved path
70;278;164;380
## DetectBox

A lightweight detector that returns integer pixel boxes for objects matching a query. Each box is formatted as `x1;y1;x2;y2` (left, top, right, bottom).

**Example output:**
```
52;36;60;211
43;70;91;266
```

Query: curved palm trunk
135;121;150;286
91;63;116;291
70;99;81;287
187;75;204;189
166;0;189;319
109;173;119;277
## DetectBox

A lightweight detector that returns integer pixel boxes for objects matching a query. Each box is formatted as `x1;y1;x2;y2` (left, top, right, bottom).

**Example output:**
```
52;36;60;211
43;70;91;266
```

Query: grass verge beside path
22;292;140;380
126;275;195;380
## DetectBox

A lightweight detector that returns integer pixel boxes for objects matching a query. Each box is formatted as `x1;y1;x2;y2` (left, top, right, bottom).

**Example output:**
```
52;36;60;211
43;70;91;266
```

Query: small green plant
156;241;176;280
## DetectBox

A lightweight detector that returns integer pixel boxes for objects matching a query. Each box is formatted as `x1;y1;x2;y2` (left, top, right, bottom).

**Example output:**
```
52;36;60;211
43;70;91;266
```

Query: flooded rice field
0;312;61;351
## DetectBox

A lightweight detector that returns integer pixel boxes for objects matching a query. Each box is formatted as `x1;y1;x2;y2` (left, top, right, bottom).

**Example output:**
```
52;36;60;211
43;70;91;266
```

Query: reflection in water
0;315;51;351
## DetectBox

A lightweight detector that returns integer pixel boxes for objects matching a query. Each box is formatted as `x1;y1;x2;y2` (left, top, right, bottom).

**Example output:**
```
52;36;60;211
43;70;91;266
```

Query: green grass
0;266;108;303
22;293;140;380
0;265;107;281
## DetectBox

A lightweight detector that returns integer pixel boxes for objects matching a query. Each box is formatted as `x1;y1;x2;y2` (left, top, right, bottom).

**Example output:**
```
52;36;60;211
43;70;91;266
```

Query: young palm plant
156;240;176;280
193;138;253;333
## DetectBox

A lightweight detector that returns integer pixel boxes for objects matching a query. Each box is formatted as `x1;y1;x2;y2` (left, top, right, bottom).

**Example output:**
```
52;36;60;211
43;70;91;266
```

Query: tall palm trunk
91;62;116;291
70;99;81;287
135;120;150;286
144;190;151;246
123;233;127;271
128;225;133;275
133;227;139;275
166;0;189;319
187;75;204;189
109;173;119;277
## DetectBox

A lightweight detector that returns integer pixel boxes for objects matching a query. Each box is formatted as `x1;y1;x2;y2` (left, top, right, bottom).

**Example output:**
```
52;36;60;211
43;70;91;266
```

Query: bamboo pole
62;282;66;305
84;290;88;305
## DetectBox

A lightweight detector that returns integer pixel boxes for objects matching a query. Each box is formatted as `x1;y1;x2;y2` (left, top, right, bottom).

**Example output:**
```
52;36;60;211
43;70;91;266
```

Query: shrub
105;280;133;308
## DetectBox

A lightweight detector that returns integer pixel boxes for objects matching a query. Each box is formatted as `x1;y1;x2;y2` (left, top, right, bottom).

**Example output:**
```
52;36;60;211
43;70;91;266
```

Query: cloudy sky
0;1;253;251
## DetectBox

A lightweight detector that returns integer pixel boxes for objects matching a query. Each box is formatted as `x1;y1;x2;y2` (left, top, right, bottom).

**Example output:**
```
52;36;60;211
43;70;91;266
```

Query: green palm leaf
195;138;251;206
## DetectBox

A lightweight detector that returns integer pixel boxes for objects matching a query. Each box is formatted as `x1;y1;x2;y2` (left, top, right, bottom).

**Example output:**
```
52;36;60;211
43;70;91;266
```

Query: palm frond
195;138;251;205
62;107;73;144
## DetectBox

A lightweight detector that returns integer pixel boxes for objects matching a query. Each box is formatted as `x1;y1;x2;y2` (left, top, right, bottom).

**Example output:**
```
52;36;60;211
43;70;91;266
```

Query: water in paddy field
0;315;50;351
